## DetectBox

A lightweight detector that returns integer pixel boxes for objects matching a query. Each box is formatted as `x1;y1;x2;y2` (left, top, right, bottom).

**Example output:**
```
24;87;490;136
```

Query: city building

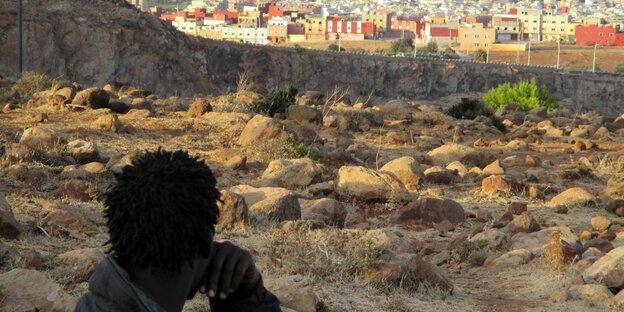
362;9;393;33
326;16;375;40
492;14;523;42
304;16;326;41
575;24;624;46
458;23;496;51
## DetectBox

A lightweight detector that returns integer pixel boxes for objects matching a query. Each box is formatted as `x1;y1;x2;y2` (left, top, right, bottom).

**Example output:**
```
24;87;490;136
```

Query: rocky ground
0;77;624;312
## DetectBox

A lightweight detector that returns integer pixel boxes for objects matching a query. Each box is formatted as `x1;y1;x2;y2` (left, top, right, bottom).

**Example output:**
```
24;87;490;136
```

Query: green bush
452;239;489;265
474;49;487;62
294;143;317;160
327;44;345;52
483;79;558;112
12;72;53;100
251;85;298;117
294;44;305;52
615;64;624;74
446;98;506;132
390;39;414;54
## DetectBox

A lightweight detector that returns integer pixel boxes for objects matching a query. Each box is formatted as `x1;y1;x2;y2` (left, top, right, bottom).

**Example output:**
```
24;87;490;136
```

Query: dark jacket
75;256;282;312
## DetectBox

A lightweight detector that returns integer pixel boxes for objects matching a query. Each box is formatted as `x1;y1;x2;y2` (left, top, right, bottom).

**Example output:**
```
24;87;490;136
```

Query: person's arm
203;241;281;312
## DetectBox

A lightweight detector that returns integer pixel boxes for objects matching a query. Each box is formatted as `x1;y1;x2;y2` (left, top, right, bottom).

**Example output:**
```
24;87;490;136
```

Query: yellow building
518;8;543;41
458;23;496;51
239;11;262;28
541;12;572;41
362;9;392;32
304;16;326;41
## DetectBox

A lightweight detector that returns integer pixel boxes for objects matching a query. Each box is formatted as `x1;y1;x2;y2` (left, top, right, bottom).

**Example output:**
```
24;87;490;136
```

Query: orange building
458;23;496;51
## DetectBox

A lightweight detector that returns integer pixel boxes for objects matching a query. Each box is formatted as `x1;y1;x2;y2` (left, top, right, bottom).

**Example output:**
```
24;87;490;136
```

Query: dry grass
265;226;382;285
246;133;296;164
236;70;254;93
451;239;489;266
11;72;54;102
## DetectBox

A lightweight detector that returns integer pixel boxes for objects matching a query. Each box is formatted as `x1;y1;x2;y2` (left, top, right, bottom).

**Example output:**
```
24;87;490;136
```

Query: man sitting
75;149;281;312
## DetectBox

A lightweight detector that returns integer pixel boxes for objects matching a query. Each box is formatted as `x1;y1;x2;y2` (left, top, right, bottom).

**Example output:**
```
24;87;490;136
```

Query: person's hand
201;241;260;300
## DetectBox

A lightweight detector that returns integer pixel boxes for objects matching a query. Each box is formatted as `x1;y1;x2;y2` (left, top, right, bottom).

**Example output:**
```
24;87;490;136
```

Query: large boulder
568;284;614;302
238;115;282;148
66;139;99;164
360;253;453;293
583;247;624;289
481;175;523;195
604;176;624;200
511;226;579;255
360;228;420;254
424;166;455;184
260;159;321;189
427;144;475;166
216;190;249;226
287;105;323;124
187;98;213;117
264;275;321;312
229;185;301;222
19;127;62;150
90;114;123;133
489;249;533;268
299;198;347;228
0;269;76;311
0;192;22;239
391;197;465;226
550;187;596;207
379;156;424;191
336;166;407;201
71;88;110;109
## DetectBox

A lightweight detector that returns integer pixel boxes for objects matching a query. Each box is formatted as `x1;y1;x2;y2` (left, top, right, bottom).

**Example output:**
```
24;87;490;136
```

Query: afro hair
104;149;220;273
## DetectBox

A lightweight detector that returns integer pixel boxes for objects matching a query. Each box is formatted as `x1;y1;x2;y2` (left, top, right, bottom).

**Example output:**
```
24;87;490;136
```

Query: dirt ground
280;40;624;72
1;84;623;311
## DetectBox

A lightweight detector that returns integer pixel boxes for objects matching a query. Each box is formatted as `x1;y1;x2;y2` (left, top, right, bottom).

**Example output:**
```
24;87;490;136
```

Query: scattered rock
489;249;532;268
264;275;321;312
19;127;62;150
392;197;465;227
550;187;595;207
424;166;455;184
336;166;407;202
568;284;614;302
66;140;99;164
90;114;123;133
238;115;282;148
300;198;347;228
481;175;523;195
0;269;77;311
508;202;528;215
260;159;321;189
379;156;424;191
0;192;22;239
71;88;110;109
217;190;249;226
229;185;301;222
187;98;212;117
482;160;505;176
427;144;475;166
287;105;323;124
505;213;541;234
583;246;624;289
591;216;611;232
55;179;91;202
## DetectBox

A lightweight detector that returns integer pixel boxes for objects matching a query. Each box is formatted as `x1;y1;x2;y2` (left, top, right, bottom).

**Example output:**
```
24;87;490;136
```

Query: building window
599;33;603;37
610;33;615;37
475;43;479;47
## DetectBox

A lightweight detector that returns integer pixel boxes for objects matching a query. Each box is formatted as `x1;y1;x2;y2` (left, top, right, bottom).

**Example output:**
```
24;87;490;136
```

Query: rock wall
1;0;623;115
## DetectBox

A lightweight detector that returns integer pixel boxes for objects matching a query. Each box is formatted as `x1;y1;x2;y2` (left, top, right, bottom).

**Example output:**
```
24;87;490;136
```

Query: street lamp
335;33;341;52
18;0;23;74
593;42;599;73
556;38;561;69
527;37;532;66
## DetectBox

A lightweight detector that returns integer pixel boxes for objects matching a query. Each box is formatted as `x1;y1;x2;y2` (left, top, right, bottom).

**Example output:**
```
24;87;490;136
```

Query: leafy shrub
251;85;297;117
474;49;487;62
12;72;53;100
615;64;624;74
420;41;438;53
294;143;317;160
452;239;489;265
483;79;558;112
443;47;456;54
446;98;506;132
294;44;305;52
246;133;296;164
390;39;414;54
327;44;345;52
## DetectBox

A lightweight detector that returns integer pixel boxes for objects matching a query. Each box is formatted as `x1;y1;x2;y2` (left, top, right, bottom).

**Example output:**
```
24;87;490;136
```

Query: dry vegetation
0;73;623;311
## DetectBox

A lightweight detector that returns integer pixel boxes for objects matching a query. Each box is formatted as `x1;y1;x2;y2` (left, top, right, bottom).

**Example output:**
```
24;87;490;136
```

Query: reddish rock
392;197;465;226
481;175;523;195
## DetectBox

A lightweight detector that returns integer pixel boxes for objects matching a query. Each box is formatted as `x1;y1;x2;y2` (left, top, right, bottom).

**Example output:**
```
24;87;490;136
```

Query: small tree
390;38;414;54
615;64;624;74
251;85;298;117
474;49;487;62
483;79;558;112
327;44;345;52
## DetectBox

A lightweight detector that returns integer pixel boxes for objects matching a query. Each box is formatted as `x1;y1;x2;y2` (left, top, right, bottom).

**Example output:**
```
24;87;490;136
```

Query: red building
213;10;240;24
389;16;425;39
575;25;624;46
326;17;375;39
